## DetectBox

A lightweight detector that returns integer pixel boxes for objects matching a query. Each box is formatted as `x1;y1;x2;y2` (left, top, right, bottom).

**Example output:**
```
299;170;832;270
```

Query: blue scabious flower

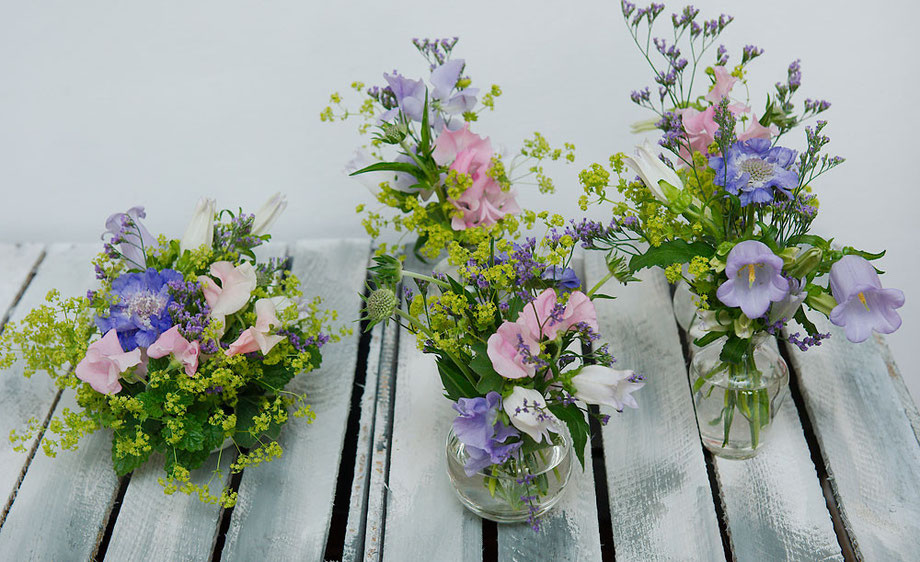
452;391;522;476
709;139;799;206
541;266;582;293
97;268;183;351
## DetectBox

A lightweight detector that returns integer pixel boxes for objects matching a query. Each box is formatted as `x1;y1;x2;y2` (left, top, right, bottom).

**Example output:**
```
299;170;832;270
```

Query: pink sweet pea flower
432;125;521;230
226;298;287;357
198;261;257;332
517;289;562;341
147;326;200;376
554;291;599;335
487;321;539;379
736;113;779;142
517;289;598;341
680;106;719;156
705;65;738;103
75;330;142;395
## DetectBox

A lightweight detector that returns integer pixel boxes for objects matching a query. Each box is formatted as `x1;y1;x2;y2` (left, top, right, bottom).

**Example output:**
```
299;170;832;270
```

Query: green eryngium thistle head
362;287;398;330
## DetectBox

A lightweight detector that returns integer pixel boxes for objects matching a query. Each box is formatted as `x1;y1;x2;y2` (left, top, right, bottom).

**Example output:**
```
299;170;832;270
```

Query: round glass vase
445;428;574;523
689;337;790;459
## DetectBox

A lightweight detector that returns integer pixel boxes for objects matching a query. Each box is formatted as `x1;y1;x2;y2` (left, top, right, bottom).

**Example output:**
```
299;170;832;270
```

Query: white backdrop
1;0;917;398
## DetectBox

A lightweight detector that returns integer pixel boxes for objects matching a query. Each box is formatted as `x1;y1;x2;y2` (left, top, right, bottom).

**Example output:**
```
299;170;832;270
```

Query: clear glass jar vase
689;337;789;459
445;428;573;523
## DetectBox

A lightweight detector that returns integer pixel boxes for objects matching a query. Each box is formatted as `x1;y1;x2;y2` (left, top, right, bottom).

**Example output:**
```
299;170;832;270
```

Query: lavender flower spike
717;240;789;319
829;255;904;343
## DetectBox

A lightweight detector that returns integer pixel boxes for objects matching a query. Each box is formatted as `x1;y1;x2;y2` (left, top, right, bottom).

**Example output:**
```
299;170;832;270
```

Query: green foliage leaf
112;442;151;476
349;161;425;180
469;343;503;395
548;404;590;470
719;336;749;365
629;240;715;273
794;307;819;337
693;331;723;349
435;353;478;401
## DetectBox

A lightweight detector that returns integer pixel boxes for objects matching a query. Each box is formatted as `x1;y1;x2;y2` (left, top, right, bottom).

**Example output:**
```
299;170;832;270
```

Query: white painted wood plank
343;321;384;561
0;389;121;559
221;238;370;561
496;249;602;562
0;244;99;522
381;331;482;562
105;451;234;561
0;243;43;320
585;254;723;561
784;317;920;560
496;445;602;561
104;242;288;561
713;394;842;561
361;316;398;562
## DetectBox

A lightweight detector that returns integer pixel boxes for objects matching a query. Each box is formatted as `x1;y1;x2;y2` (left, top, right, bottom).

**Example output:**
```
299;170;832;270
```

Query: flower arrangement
576;3;904;454
0;195;346;505
322;37;575;260
362;225;644;529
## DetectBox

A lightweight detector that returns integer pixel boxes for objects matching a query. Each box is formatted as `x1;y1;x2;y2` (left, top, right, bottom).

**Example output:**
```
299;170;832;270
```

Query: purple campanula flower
452;391;522;476
709;139;799;206
96;268;183;351
541;266;581;292
717;241;789;318
103;207;156;270
380;72;426;122
828;255;904;343
768;276;807;324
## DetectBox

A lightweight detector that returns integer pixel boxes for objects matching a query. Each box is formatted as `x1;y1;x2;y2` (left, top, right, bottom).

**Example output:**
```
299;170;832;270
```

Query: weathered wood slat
496;250;602;561
105;450;234;561
104;243;289;561
0;244;99;527
585;254;723;561
220;238;370;561
380;331;482;561
0;243;43;320
496;445;602;561
712;390;842;561
0;392;121;560
785;317;920;560
343;322;384;561
361;316;398;562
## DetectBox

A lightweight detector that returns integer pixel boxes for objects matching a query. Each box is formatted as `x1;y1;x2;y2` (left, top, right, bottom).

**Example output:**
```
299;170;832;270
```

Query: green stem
394;307;476;383
586;270;615;298
402;270;450;289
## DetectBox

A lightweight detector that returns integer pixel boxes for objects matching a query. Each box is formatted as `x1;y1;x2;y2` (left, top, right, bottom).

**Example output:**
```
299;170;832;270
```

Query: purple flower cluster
213;213;262;254
97;268;182;351
516;472;541;532
452;392;522;476
742;44;764;63
412;37;459;69
103;207;156;270
656;111;684;152
166;278;214;353
541;266;581;293
787;331;831;352
278;329;330;352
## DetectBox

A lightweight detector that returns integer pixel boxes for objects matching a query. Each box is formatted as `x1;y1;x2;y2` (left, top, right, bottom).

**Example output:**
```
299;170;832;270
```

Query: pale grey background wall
0;1;917;399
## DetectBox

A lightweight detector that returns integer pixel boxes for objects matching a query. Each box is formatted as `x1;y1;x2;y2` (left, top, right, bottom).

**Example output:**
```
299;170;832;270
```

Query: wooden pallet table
0;241;916;561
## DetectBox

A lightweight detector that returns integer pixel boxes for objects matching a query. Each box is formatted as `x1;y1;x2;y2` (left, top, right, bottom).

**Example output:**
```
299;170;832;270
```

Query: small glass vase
689;337;789;459
445;428;573;523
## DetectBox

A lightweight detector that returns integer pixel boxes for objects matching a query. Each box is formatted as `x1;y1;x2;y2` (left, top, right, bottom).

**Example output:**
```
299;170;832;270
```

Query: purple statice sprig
412;37;460;70
516;472;542;532
786;330;831;352
213;211;263;256
166;278;215;353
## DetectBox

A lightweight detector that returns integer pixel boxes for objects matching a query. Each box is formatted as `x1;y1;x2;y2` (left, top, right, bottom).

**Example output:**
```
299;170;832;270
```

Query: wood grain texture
105;450;235;561
0;244;99;522
0;243;43;320
380;329;482;562
0;391;121;560
784;317;920;560
496;445;602;562
712;392;841;561
104;243;288;561
496;250;602;562
362;315;398;562
343;322;384;561
585;254;723;561
221;238;370;561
